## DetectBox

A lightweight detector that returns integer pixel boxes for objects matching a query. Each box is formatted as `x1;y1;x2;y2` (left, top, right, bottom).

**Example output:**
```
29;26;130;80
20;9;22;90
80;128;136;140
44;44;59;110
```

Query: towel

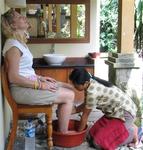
89;116;129;150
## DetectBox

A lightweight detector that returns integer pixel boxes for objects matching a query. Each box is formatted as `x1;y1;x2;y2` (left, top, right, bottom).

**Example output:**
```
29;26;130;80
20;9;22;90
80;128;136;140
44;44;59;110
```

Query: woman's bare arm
78;107;92;131
5;47;36;88
72;102;92;131
5;47;57;91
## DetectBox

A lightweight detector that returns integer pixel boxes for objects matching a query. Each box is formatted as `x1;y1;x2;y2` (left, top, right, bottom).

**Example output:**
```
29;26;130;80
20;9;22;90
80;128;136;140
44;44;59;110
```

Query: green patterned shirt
85;79;137;121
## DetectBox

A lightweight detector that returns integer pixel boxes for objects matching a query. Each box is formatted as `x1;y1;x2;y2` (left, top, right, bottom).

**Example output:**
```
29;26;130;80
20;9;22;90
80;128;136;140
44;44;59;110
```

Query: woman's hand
77;107;92;131
38;76;57;83
78;117;88;131
72;105;77;114
41;80;58;92
44;76;57;83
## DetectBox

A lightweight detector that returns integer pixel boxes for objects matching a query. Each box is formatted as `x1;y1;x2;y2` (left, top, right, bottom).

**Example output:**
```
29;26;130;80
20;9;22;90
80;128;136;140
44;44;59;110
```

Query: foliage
77;5;85;37
60;4;85;38
134;0;143;57
100;0;143;56
100;0;118;52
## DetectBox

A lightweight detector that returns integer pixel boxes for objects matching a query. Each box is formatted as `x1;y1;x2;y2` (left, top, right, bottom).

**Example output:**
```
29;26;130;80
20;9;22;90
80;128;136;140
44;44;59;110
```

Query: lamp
5;0;26;8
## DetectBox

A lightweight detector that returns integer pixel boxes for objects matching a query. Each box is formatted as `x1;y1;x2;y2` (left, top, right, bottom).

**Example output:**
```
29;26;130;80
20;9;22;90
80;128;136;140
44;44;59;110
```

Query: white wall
1;2;13;149
0;0;6;149
28;0;100;58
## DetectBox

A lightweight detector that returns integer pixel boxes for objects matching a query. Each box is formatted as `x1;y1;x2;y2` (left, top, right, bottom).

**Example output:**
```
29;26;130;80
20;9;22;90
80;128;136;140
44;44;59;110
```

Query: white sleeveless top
3;39;36;78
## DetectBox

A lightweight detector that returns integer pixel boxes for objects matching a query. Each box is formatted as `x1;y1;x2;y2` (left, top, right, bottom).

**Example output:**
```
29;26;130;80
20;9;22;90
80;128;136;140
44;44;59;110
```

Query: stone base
105;52;140;69
105;52;142;84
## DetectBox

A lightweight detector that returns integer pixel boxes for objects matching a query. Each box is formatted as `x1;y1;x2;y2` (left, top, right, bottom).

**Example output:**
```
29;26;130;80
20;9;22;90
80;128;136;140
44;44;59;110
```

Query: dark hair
69;67;91;85
91;76;113;87
69;67;113;87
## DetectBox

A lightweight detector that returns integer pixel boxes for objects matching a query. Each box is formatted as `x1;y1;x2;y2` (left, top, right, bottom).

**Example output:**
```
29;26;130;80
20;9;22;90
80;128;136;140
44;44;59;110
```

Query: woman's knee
56;87;75;103
67;89;75;100
65;89;75;103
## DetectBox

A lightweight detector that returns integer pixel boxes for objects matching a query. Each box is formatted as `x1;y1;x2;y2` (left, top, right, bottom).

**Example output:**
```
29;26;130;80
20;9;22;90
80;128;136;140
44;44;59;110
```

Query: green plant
61;4;85;38
100;0;143;56
134;0;143;57
100;0;118;52
77;5;85;37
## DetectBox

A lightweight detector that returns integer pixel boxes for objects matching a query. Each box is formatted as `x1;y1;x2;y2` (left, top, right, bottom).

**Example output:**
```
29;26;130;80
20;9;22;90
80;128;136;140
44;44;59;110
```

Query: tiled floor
14;138;143;150
14;137;95;150
13;108;143;150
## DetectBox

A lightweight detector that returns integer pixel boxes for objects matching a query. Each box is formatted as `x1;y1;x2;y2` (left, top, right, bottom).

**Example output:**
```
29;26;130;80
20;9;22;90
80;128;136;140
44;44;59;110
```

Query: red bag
89;116;129;150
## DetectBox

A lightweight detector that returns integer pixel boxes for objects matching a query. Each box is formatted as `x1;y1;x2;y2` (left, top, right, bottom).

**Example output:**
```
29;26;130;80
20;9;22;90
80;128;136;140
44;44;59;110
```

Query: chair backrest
1;65;17;110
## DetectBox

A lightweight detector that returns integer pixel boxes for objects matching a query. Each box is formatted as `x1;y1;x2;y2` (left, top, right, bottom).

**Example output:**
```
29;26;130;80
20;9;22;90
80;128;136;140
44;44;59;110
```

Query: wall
28;0;100;58
0;0;5;149
1;1;12;149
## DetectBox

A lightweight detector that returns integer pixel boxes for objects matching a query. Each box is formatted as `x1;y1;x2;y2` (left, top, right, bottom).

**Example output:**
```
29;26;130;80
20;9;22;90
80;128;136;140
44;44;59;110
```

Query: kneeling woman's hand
71;105;77;114
77;107;92;131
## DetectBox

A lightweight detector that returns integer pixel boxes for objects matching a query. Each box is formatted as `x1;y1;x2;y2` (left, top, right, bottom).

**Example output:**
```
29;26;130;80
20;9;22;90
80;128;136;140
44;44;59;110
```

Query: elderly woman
1;9;75;133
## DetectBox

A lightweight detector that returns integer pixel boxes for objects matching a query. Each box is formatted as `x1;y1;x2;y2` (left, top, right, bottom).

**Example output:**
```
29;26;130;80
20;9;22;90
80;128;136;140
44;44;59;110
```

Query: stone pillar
105;0;143;125
117;0;134;54
106;0;140;86
106;52;141;86
106;0;137;85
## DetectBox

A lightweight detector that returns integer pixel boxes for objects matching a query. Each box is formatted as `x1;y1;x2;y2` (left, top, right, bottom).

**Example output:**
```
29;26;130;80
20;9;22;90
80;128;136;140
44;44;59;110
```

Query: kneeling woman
69;67;138;150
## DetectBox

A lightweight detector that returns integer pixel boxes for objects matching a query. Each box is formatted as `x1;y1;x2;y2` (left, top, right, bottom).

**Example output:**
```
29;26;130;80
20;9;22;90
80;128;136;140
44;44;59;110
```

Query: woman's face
11;11;29;31
73;83;85;91
73;81;90;91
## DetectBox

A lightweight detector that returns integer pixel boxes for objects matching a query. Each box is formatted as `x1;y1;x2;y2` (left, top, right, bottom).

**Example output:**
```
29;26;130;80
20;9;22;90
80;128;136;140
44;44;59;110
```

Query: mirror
26;0;90;43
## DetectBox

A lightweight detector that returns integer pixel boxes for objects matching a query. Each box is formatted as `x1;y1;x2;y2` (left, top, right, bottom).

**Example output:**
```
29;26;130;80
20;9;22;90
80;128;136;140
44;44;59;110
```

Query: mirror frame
26;0;90;43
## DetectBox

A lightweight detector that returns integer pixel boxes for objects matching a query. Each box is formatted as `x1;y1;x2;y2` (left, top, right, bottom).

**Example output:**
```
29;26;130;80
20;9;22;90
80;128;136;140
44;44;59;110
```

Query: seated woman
69;67;138;149
1;9;75;133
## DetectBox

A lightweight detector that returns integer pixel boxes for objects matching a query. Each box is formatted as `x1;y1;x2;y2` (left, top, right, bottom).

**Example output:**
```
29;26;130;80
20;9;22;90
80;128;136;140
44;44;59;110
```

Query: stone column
105;0;139;86
106;53;142;95
105;0;143;125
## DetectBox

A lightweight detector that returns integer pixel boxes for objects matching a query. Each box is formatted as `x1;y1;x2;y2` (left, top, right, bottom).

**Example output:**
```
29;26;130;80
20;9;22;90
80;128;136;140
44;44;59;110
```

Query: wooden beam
56;5;61;33
27;0;89;4
118;0;134;53
71;5;77;38
48;4;52;32
43;4;47;20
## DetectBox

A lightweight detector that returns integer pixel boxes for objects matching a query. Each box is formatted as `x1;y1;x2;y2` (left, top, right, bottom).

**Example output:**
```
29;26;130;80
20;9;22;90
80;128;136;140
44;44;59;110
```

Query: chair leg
6;114;18;150
45;112;53;150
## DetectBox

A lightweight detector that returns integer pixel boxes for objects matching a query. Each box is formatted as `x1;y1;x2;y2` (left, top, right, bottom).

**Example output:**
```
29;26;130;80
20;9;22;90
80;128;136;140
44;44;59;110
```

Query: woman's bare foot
128;127;139;147
64;130;77;134
128;141;138;148
128;124;139;148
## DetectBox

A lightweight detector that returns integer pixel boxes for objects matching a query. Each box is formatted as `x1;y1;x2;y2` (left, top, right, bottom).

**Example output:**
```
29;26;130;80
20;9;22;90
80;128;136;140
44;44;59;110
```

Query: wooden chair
1;66;53;150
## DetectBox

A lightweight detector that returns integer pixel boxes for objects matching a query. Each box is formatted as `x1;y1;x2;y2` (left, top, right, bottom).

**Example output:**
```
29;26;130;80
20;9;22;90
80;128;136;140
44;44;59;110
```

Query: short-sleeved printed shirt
86;79;137;121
